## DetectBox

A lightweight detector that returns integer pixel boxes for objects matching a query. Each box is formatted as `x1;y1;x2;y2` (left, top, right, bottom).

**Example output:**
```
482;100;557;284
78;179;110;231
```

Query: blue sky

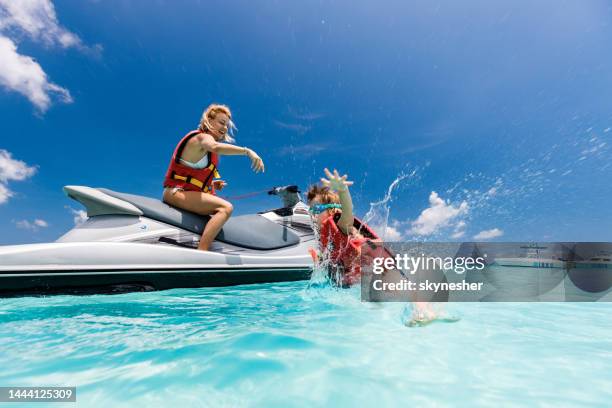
1;0;611;245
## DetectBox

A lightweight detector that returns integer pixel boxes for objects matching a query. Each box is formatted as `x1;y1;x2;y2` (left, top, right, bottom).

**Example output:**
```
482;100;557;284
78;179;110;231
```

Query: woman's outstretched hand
246;148;265;173
321;168;353;192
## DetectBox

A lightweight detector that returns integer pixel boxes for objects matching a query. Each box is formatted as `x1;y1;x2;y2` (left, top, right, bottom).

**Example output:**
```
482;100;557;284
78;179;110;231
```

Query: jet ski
0;185;315;295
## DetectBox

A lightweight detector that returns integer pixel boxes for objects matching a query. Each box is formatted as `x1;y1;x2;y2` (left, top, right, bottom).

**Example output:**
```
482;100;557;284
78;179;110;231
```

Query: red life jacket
163;130;220;194
318;212;391;287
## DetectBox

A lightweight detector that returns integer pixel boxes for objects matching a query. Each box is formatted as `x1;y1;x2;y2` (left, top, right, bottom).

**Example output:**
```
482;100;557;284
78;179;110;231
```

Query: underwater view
1;0;611;406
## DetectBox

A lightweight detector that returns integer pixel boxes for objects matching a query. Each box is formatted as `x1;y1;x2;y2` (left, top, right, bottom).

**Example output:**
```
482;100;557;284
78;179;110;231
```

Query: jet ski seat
96;188;300;250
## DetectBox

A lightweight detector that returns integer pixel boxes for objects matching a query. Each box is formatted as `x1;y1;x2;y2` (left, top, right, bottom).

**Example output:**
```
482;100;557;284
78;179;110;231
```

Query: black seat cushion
98;188;300;250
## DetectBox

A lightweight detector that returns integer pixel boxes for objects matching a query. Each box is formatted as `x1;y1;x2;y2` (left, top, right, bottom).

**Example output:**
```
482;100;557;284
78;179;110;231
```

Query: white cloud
382;225;403;241
0;0;99;111
370;223;404;241
0;35;72;111
0;0;83;49
473;228;503;240
290;112;325;121
273;120;311;135
0;149;37;183
0;149;37;204
15;218;48;231
34;218;47;227
0;183;12;204
451;230;465;239
409;191;468;236
66;206;87;225
451;220;466;239
287;106;325;121
367;218;405;241
276;142;329;157
15;220;33;229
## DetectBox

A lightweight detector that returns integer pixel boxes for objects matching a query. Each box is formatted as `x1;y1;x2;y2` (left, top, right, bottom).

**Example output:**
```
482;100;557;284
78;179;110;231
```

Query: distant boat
493;244;566;269
572;252;612;269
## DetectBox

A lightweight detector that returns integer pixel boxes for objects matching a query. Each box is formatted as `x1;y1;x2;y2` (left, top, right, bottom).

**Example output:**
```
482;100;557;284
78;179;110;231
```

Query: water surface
0;282;610;407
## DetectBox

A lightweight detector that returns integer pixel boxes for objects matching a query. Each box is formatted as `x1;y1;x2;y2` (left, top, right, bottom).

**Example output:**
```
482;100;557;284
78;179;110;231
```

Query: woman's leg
163;189;233;251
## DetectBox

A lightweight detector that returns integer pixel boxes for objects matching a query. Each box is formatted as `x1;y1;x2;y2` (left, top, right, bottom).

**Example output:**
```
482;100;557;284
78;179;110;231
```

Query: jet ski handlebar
268;185;302;208
268;185;299;195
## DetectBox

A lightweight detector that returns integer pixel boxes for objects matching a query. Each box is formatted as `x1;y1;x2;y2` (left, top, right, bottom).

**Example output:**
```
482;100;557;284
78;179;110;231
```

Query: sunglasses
308;203;342;215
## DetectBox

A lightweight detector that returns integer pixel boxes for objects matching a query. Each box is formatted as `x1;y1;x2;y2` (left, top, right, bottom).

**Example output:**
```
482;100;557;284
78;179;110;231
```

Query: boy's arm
321;168;354;235
336;189;354;235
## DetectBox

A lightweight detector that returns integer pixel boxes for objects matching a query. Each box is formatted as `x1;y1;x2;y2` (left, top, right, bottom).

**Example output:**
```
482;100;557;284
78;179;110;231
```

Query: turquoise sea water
0;282;611;407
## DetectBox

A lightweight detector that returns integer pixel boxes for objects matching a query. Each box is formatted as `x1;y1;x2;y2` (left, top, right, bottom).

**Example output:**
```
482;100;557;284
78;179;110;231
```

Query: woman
163;104;264;251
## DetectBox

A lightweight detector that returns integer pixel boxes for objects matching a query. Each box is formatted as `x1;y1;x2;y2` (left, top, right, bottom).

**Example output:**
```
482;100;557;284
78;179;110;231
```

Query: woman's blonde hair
199;103;236;143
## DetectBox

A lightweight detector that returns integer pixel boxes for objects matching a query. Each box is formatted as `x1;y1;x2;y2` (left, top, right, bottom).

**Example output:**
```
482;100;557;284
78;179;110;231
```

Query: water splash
401;302;461;328
361;169;418;241
439;125;612;241
305;213;342;289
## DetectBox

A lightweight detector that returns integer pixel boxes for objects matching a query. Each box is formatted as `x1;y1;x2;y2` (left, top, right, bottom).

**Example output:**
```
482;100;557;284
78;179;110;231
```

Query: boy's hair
306;185;339;204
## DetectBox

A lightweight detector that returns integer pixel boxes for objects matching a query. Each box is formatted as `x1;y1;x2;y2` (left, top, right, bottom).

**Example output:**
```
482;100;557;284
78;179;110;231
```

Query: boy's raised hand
321;168;354;192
